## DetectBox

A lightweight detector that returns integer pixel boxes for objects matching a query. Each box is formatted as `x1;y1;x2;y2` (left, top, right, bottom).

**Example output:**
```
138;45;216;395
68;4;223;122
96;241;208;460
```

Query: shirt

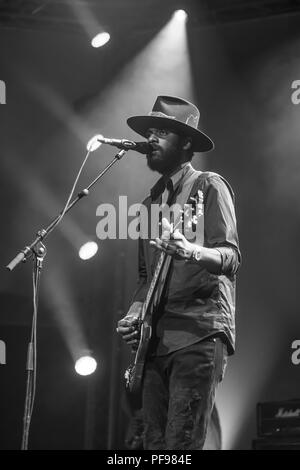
131;163;241;356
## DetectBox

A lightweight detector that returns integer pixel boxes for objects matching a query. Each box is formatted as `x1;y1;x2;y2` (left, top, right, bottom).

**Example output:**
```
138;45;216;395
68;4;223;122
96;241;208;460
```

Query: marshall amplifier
257;400;300;437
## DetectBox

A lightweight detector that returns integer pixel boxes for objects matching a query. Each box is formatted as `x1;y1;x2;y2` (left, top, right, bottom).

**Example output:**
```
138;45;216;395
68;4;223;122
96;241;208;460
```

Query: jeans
142;337;227;450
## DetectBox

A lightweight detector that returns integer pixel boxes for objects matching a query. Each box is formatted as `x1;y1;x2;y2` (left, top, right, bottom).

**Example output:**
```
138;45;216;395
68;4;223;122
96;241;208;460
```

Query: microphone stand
6;148;127;450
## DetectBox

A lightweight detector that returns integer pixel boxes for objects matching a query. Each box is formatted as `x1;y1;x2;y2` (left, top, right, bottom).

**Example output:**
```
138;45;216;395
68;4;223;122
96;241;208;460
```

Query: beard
146;145;183;175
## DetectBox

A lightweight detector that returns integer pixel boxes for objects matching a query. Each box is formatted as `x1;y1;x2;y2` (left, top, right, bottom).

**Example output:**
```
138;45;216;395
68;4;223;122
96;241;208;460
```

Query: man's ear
182;138;192;151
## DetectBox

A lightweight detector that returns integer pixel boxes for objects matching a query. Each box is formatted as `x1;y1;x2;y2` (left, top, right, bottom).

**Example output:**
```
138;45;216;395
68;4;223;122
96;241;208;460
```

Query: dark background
0;0;300;449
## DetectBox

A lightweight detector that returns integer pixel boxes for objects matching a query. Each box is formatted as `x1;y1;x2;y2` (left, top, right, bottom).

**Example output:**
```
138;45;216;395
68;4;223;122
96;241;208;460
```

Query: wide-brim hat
127;95;214;152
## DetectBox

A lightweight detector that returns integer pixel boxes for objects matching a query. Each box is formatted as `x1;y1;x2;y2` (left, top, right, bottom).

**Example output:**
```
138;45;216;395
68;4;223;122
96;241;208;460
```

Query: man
117;96;241;450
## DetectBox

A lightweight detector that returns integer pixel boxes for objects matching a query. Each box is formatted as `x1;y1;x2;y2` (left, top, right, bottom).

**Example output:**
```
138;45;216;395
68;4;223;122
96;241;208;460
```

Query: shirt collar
150;162;193;200
165;162;191;191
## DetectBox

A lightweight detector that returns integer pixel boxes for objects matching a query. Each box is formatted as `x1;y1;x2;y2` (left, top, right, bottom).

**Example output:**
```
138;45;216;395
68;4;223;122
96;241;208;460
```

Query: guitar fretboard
141;250;167;321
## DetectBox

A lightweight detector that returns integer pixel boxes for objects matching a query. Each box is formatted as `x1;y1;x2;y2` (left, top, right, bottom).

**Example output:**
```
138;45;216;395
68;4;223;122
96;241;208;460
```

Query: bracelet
192;247;202;262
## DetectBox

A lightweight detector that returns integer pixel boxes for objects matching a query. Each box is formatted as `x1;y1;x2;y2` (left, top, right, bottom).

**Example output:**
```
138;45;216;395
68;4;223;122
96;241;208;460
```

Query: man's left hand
150;217;195;260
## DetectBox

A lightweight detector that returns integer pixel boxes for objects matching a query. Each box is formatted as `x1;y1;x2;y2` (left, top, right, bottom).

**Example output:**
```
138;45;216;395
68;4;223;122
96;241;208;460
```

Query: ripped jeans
142;337;227;450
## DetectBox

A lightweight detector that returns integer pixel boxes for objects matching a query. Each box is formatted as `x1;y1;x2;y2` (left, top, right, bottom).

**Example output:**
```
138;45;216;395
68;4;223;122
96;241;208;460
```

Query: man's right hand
116;301;143;347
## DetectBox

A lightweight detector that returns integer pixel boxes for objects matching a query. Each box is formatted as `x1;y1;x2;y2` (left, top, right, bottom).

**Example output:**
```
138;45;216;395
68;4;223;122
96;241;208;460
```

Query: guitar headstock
158;190;204;241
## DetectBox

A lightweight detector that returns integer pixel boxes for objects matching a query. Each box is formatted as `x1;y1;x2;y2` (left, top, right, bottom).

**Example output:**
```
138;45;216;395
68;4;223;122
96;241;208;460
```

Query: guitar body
125;313;152;394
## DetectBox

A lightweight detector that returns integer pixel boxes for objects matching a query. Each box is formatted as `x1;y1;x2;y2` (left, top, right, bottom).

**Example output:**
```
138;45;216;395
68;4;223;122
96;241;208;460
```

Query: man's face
145;128;184;175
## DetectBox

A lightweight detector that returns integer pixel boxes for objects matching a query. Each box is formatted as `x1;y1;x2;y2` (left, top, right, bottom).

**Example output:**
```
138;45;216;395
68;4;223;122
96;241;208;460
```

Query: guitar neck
141;250;169;320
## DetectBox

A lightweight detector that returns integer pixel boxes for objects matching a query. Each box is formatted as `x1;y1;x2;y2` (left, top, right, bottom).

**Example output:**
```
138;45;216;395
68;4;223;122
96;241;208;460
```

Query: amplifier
253;437;300;450
257;400;300;437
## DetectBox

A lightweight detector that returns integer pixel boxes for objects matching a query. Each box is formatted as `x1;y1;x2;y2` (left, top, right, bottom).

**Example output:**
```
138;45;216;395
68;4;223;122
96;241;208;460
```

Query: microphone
97;137;151;154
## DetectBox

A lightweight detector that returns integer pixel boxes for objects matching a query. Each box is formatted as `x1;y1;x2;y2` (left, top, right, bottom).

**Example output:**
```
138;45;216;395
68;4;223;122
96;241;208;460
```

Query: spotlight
86;134;103;152
75;356;97;376
91;32;110;48
79;241;98;260
173;9;188;21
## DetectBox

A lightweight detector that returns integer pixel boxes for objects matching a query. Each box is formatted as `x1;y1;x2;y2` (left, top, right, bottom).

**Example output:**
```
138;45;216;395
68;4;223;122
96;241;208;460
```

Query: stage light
75;356;97;376
79;241;98;260
91;32;110;48
174;9;188;21
86;134;103;152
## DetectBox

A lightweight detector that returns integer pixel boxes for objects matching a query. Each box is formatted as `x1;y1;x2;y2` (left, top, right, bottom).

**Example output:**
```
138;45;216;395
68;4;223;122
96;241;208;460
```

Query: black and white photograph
0;0;300;453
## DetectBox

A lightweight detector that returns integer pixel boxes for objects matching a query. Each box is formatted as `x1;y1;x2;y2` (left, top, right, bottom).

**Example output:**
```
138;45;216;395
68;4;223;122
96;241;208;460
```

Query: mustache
148;142;160;151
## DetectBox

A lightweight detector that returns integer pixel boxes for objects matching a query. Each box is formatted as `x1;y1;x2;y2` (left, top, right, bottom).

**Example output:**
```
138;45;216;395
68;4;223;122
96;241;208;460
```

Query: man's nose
147;132;158;143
